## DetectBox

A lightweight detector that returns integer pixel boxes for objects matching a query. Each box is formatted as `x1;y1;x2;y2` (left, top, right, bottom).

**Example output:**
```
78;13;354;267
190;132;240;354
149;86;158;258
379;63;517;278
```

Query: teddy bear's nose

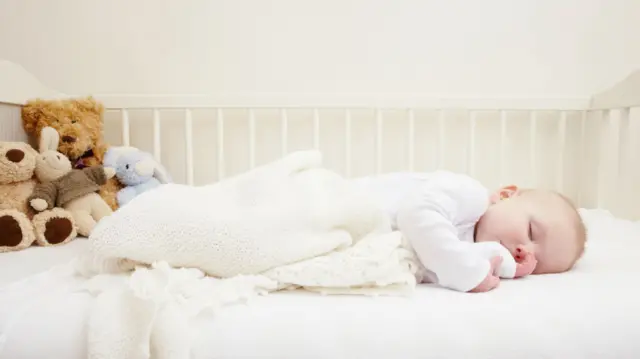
61;135;76;143
5;149;24;163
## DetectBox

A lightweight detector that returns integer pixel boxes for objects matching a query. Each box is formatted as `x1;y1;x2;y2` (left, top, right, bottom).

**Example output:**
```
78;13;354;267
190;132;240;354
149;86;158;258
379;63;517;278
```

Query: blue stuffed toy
104;147;172;207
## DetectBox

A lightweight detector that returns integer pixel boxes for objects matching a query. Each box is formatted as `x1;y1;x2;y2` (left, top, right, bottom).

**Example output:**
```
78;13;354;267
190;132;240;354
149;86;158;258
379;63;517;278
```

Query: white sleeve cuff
437;259;492;292
470;241;517;278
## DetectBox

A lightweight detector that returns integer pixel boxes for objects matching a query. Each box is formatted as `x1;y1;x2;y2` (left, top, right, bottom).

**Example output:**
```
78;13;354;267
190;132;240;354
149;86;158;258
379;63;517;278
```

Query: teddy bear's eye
56;155;60;160
125;164;129;170
71;120;77;124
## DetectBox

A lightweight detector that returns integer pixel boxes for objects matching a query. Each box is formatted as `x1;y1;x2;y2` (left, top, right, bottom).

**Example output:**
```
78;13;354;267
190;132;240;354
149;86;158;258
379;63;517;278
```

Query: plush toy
21;96;124;211
0;140;77;253
103;146;172;206
28;127;116;237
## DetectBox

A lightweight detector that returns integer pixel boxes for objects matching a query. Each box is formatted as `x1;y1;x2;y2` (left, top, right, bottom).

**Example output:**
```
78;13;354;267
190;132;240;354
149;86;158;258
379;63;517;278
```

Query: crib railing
102;104;639;220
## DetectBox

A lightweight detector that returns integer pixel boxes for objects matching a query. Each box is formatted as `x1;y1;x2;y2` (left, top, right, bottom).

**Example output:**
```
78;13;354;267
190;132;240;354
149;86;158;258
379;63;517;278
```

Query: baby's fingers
514;256;538;278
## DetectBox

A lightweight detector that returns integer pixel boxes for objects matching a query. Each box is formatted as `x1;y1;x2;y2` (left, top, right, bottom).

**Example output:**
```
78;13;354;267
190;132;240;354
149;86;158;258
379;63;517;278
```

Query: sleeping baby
350;170;586;293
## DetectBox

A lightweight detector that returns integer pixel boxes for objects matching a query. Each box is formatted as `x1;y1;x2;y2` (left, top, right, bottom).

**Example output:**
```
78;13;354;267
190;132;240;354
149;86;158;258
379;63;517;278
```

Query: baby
351;170;586;293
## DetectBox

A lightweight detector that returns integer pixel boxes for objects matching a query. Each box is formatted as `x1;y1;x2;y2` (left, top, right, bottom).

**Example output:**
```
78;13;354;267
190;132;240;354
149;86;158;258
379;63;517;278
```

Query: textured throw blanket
2;151;421;359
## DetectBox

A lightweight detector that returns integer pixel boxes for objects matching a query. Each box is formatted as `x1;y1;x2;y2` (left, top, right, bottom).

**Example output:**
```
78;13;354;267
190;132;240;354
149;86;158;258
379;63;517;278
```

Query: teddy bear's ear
74;96;104;114
21;98;47;134
39;127;60;153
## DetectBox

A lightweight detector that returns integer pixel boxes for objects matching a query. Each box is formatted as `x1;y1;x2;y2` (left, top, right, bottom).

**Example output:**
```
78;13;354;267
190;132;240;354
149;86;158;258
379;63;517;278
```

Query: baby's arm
396;173;498;293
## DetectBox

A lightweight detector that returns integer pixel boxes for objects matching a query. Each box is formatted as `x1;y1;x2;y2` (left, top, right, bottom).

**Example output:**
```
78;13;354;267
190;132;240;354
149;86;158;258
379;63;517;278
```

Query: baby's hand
469;256;502;293
514;247;537;278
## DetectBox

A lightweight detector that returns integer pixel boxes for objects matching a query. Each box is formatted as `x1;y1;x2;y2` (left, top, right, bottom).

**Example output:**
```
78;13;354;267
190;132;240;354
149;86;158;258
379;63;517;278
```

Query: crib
1;58;640;358
2;60;639;220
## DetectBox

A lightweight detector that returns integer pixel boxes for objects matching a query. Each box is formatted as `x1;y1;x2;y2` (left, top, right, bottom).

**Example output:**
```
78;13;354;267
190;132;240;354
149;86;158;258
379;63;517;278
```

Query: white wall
1;0;639;99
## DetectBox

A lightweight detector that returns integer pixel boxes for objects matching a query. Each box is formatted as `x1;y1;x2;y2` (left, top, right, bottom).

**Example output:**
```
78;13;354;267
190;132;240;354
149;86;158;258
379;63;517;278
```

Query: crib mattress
1;209;639;359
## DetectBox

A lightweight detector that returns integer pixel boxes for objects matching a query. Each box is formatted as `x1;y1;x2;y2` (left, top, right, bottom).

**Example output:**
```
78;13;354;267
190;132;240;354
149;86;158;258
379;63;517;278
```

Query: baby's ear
490;185;519;204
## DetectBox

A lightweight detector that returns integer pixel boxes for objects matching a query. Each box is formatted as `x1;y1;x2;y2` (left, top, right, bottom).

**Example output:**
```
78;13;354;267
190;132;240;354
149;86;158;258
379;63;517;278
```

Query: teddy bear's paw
44;217;75;245
33;208;78;246
0;209;36;252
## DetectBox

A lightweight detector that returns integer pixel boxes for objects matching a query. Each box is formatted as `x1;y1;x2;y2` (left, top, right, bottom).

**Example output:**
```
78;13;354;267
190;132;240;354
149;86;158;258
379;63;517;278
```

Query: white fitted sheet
1;208;639;359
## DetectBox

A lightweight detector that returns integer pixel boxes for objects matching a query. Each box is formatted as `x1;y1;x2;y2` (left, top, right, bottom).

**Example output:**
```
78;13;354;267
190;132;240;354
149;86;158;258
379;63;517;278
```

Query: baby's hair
555;192;587;262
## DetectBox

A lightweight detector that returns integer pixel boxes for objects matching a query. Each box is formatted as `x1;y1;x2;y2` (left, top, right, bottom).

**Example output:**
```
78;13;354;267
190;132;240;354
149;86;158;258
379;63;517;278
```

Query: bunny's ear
39;127;60;153
152;161;172;184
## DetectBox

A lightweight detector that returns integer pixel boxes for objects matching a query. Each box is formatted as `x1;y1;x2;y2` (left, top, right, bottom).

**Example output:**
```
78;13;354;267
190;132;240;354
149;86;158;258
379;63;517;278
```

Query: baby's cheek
495;221;526;244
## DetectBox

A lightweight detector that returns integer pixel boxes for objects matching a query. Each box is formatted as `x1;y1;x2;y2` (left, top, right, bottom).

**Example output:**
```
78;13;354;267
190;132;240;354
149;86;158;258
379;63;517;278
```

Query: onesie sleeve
396;172;495;292
470;241;517;279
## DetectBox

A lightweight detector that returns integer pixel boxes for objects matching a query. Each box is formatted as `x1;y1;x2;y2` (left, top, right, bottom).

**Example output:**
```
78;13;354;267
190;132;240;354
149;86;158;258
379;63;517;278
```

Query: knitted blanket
3;151;421;359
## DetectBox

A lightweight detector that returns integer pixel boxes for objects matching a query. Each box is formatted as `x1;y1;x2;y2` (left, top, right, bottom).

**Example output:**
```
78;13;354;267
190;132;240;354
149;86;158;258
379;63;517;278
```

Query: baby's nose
515;245;534;261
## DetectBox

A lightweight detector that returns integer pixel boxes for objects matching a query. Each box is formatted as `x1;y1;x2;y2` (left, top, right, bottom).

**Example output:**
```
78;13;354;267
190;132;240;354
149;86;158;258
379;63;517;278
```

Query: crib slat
499;110;507;186
577;110;587;206
375;109;383;174
153;109;161;162
184;109;194;186
529;111;537;187
611;110;622;178
604;109;621;212
280;109;288;156
121;109;130;146
408;109;415;172
313;108;320;150
345;109;352;178
249;109;256;169
618;108;630;177
217;109;225;181
597;110;611;208
468;111;477;177
627;109;640;219
618;108;631;216
557;111;567;192
437;110;445;169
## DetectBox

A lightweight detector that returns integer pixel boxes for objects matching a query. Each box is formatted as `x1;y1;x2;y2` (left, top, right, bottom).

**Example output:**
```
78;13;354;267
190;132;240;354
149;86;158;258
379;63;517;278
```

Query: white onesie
350;170;517;292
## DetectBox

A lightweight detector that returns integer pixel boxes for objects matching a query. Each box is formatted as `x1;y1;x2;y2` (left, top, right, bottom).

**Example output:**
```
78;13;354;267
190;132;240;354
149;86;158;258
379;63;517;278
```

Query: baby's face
475;187;582;274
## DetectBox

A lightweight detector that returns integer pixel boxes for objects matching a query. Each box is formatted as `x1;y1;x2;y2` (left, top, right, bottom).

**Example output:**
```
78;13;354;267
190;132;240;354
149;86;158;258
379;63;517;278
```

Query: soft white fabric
86;150;403;277
0;239;88;286
351;171;517;292
19;150;420;359
1;208;639;359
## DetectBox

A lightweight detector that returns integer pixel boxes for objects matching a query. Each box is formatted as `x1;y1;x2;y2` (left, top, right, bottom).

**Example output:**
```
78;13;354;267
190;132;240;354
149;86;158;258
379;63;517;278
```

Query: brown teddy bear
0;140;78;253
29;127;115;237
21;96;123;211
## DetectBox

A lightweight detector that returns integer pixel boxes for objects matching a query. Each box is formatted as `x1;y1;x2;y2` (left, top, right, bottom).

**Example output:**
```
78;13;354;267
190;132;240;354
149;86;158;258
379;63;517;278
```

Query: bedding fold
10;150;420;359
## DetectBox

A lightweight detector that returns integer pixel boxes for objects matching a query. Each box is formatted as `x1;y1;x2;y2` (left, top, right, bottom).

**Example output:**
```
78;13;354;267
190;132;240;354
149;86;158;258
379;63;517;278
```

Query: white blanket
20;150;420;359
